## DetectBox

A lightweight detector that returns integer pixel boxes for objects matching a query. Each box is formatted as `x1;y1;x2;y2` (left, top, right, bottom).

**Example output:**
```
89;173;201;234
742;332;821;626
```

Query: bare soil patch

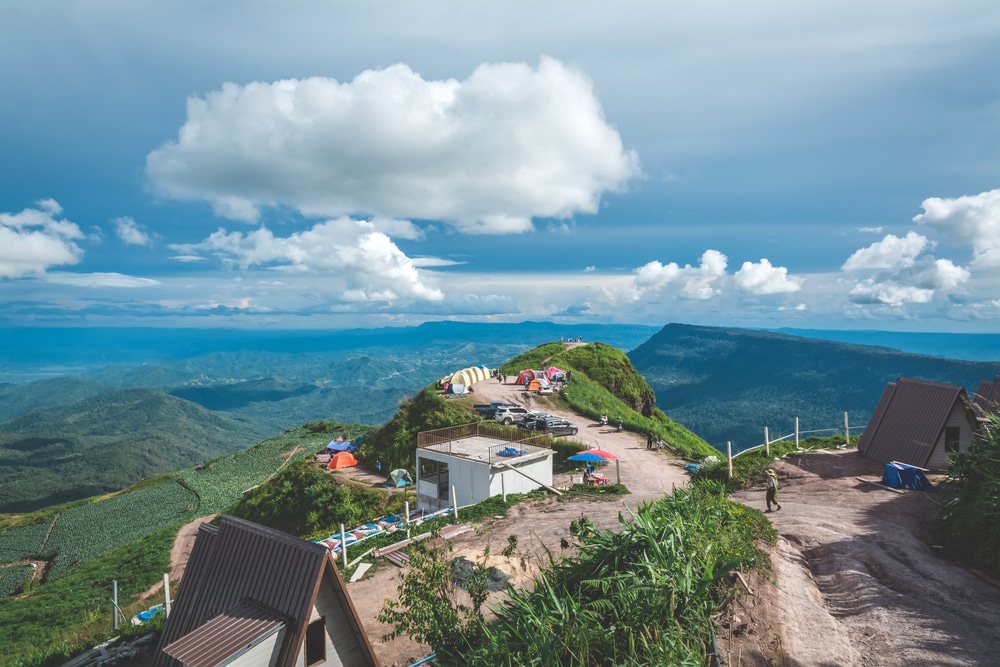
722;450;1000;667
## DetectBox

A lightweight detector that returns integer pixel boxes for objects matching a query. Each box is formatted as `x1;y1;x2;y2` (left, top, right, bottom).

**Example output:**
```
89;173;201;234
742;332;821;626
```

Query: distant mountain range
629;323;1000;451
2;321;998;510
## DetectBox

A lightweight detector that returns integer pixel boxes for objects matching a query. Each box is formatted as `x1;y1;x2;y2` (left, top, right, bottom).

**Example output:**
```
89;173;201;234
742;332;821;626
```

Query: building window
419;458;450;500
305;617;326;666
945;427;961;453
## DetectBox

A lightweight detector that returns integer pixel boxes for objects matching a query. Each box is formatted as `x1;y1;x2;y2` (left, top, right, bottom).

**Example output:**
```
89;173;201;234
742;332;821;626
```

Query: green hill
629;323;1000;451
0;377;111;422
0;389;272;512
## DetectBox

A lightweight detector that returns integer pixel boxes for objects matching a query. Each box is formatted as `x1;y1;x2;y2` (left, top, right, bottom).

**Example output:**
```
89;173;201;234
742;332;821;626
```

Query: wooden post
615;459;621;486
765;427;770;457
844;411;849;447
795;417;800;449
501;473;506;502
340;523;348;569
452;485;459;521
404;501;410;527
163;572;171;617
727;442;733;479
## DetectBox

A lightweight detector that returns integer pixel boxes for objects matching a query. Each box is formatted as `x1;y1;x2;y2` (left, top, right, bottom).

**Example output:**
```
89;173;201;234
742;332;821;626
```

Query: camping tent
387;469;412;487
880;462;933;490
326;439;355;453
327;452;359;470
546;366;566;380
516;369;548;385
445;383;469;395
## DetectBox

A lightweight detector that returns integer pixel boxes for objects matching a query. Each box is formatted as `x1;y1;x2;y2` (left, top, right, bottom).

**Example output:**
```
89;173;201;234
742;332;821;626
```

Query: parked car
516;412;552;430
495;406;531;425
473;401;515;419
537;418;578;437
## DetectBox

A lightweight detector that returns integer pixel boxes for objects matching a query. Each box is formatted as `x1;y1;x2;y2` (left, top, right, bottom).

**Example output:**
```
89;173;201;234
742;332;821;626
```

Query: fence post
726;442;733;479
795;417;799;449
844;412;849;447
163;572;171;617
764;427;770;457
452;485;459;521
340;523;348;569
113;579;119;631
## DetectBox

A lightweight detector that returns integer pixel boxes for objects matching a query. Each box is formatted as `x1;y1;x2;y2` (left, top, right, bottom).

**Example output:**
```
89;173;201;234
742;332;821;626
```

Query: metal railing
417;421;551;460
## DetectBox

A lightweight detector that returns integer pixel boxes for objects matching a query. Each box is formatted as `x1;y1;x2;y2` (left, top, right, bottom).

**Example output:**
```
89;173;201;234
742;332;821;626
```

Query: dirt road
346;368;692;665
724;451;1000;667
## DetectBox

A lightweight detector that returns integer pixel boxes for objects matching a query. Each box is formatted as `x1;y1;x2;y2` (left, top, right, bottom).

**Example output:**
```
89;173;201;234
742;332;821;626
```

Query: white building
415;423;554;512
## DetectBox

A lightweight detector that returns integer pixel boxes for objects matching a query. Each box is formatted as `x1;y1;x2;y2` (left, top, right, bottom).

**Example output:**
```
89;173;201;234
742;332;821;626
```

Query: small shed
154;515;379;667
415;422;553;512
858;377;982;470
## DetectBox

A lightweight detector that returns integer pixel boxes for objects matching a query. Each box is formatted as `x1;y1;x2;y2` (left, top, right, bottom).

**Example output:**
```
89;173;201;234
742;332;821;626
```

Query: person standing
765;468;781;512
647;432;654;450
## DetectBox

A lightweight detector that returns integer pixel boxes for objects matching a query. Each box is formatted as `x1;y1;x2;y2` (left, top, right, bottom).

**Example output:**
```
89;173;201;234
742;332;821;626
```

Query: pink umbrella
579;449;617;460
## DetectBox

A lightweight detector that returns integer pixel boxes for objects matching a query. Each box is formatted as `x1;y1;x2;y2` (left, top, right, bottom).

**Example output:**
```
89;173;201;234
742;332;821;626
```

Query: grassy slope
630;323;1000;450
500;341;716;460
0;389;272;512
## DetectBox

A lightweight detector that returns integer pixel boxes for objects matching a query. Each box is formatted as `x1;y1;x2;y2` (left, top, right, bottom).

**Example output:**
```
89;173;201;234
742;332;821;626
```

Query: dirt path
345;361;691;665
722;451;1000;666
140;514;217;602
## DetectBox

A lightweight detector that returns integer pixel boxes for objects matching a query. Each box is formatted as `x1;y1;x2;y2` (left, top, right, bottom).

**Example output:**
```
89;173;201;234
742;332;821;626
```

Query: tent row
440;364;492;389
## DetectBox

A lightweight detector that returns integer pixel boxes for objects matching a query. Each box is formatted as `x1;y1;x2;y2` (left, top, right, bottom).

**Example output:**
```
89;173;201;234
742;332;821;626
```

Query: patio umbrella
582;449;617;460
566;452;611;462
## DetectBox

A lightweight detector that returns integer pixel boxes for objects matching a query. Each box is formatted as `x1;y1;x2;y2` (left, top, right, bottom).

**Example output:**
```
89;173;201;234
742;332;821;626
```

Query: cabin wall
926;403;977;470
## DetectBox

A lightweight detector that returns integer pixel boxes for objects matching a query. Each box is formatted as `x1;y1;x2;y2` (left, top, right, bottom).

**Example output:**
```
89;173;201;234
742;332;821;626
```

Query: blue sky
1;1;998;331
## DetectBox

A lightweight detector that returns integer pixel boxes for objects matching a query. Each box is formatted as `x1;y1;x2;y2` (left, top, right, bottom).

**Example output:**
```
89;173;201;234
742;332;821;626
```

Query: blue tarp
326;440;355;452
881;462;934;490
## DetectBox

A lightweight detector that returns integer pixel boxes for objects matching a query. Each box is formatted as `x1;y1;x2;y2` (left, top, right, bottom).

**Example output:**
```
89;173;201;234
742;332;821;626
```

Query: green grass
0;523;176;667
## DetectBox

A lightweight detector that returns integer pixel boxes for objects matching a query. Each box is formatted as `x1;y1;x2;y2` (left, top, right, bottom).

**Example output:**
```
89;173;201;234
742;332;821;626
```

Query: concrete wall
416;449;553;512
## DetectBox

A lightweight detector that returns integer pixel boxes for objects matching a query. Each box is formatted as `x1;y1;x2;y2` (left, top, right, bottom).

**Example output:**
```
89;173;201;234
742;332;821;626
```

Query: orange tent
528;379;541;391
327;451;359;469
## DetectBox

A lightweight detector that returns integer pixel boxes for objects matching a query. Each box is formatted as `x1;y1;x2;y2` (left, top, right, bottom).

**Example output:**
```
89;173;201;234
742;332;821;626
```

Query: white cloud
777;303;808;311
0;199;84;278
42;272;161;288
841;232;970;305
113;216;155;246
146;57;639;234
842;231;929;271
913;189;1000;267
858;226;883;234
170;254;208;263
583;266;596;273
170;217;443;303
733;258;801;294
628;249;728;301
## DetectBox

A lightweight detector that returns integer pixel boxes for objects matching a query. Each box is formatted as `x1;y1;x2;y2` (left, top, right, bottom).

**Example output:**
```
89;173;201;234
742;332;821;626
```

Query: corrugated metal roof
162;600;285;667
154;515;379;667
973;376;1000;416
859;378;976;467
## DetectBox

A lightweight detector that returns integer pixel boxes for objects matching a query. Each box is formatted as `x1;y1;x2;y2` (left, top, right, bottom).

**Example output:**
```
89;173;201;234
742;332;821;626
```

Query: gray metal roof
162;600;285;667
154;515;378;667
973;376;1000;416
858;377;977;467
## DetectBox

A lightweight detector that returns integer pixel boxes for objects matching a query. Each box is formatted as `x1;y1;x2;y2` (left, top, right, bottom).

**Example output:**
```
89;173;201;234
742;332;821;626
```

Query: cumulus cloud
170;217;443;303
842;231;928;271
146;57;639;234
113;216;155;246
913;189;1000;267
841;232;970;305
628;249;728;301
858;226;883;234
733;258;801;294
0;199;84;278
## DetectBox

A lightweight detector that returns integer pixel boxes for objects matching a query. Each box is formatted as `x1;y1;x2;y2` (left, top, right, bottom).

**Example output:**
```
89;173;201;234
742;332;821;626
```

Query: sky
1;1;999;332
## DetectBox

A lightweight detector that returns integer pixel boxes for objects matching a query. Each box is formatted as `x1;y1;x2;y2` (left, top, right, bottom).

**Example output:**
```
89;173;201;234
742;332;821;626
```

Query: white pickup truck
494;406;531;425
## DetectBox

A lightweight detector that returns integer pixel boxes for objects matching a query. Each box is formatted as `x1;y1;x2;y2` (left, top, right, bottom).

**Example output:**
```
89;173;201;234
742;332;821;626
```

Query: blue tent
881;462;934;490
326;439;355;453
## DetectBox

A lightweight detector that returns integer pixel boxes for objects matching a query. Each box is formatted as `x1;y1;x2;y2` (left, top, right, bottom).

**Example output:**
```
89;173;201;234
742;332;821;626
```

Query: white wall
416;450;553;512
230;627;283;667
926;403;977;470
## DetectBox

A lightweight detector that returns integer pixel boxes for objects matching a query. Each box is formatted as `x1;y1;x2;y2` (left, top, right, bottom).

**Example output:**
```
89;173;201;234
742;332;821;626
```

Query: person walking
765;468;781;512
647;432;654;450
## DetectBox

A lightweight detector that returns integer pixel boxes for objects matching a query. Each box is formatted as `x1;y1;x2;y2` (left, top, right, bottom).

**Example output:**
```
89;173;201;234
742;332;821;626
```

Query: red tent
327;451;359;469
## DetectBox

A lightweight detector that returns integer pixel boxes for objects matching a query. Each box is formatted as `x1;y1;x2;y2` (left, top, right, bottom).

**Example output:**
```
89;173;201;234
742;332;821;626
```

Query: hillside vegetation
630;323;1000;451
0;389;272;512
500;342;716;460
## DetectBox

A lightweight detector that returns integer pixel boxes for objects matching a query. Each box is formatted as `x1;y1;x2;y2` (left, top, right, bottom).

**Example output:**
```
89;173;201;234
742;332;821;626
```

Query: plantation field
0;422;350;596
